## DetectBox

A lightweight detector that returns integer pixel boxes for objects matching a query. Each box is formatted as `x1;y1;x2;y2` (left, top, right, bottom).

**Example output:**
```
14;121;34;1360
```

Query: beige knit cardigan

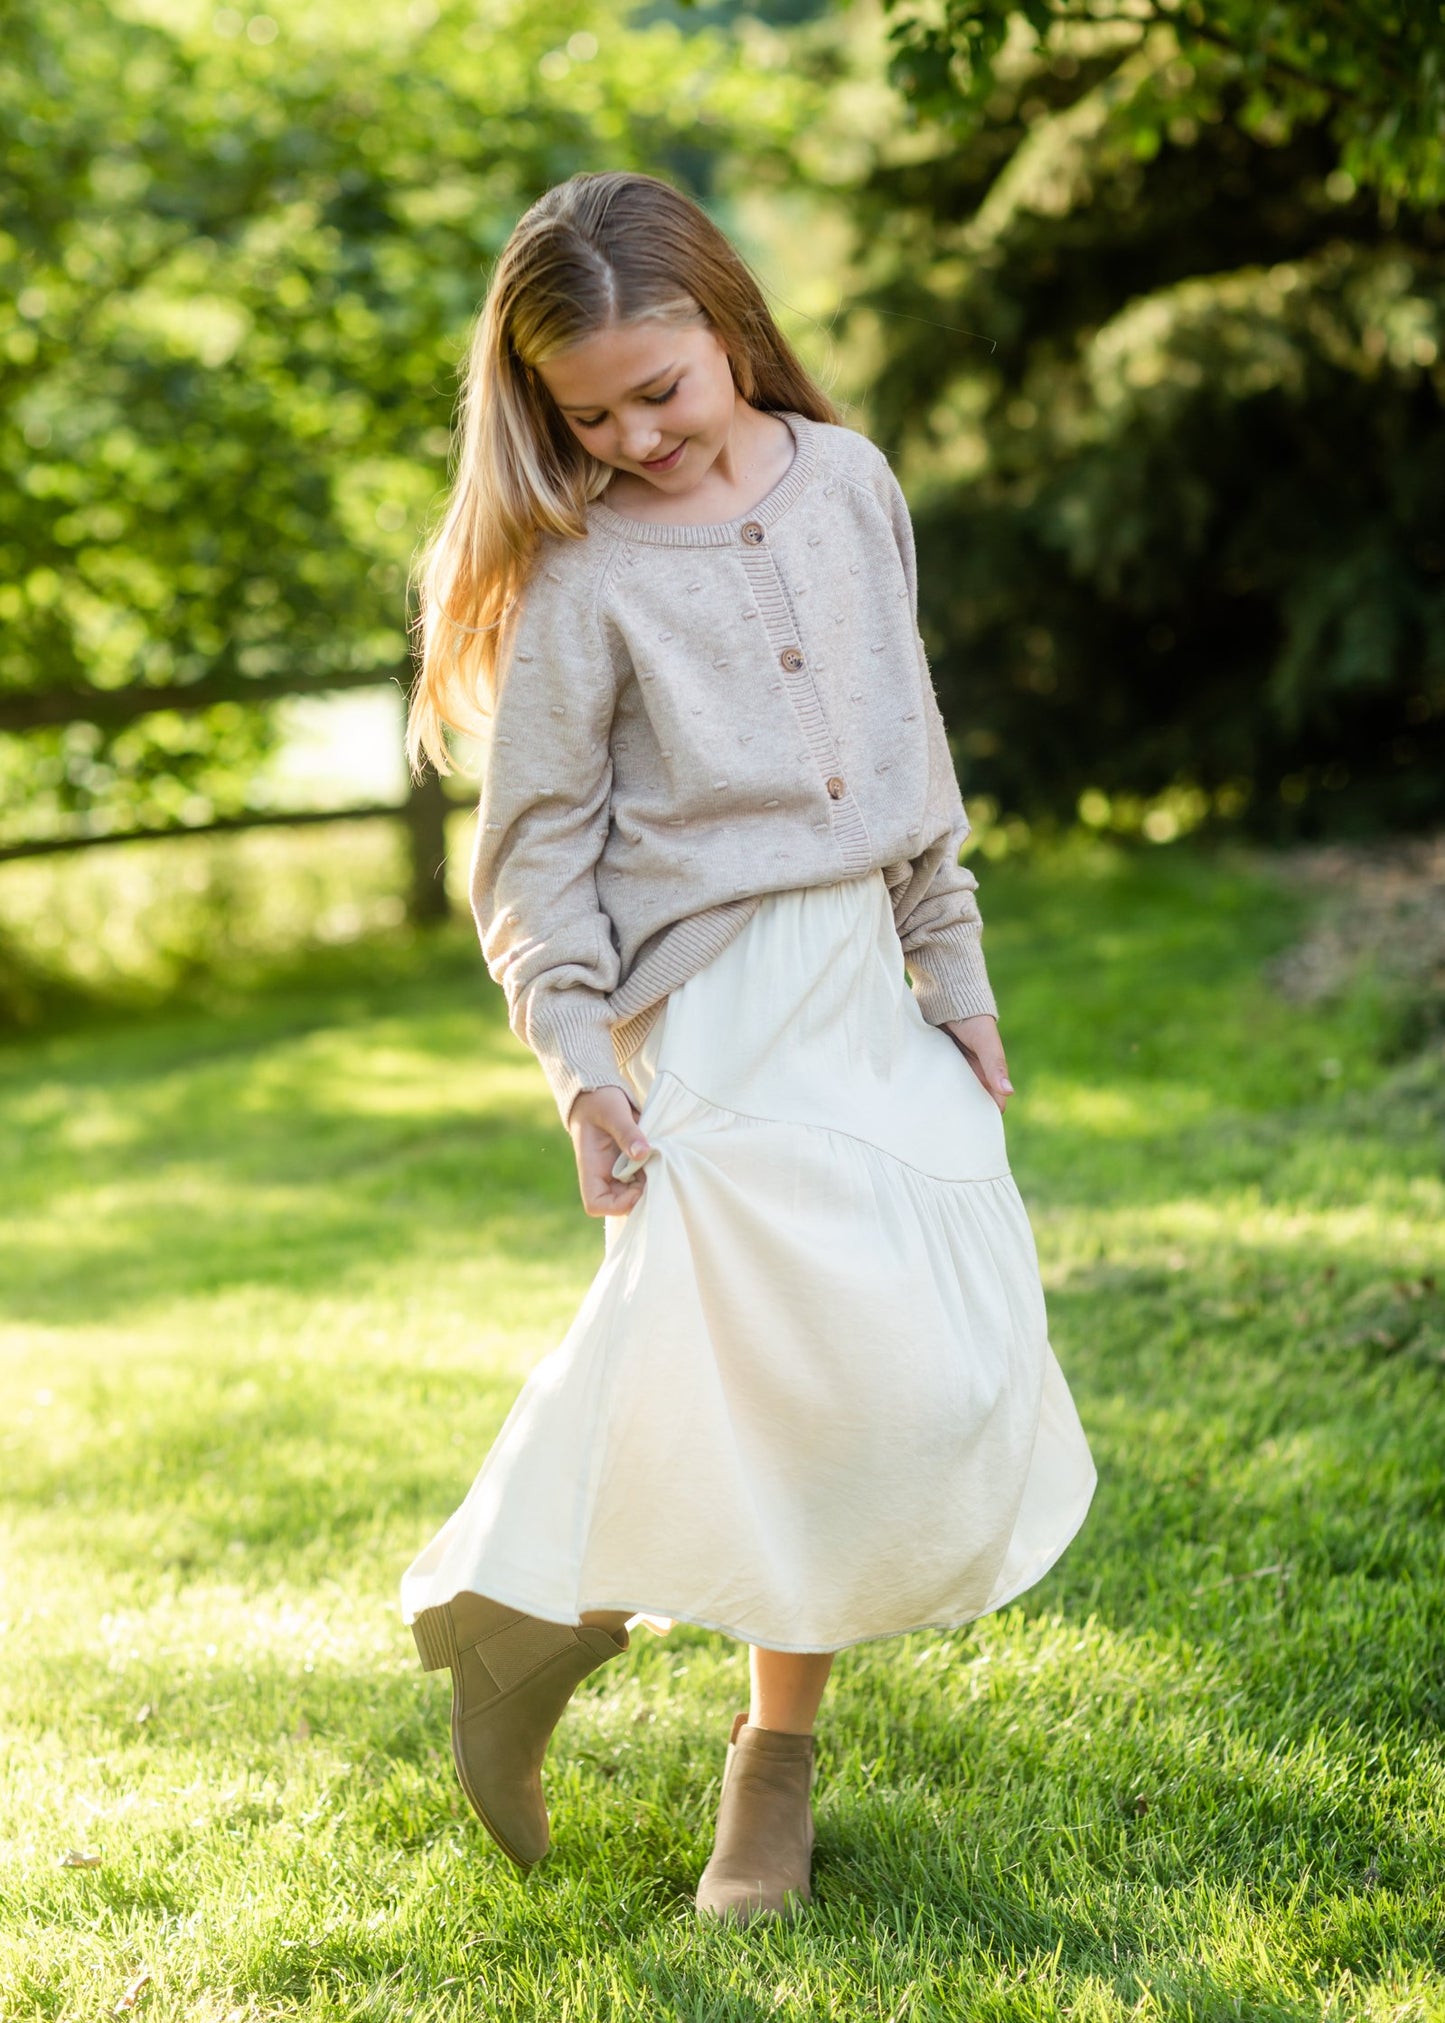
469;413;997;1126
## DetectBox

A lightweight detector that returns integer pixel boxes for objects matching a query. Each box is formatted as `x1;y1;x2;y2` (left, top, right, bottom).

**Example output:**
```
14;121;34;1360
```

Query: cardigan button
826;775;846;799
779;647;804;672
740;520;765;545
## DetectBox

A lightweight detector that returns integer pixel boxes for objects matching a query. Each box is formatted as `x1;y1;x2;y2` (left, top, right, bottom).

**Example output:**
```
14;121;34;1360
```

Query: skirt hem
399;1466;1096;1655
399;873;1097;1649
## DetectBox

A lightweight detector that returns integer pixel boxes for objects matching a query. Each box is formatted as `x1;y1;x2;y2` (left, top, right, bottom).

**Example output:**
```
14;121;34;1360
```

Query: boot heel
411;1604;457;1673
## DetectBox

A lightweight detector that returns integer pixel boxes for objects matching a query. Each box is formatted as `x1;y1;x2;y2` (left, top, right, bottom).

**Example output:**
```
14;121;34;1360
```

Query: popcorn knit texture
469;413;998;1125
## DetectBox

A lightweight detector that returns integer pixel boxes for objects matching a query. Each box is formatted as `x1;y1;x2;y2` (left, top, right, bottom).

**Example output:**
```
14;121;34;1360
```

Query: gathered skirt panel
401;870;1096;1653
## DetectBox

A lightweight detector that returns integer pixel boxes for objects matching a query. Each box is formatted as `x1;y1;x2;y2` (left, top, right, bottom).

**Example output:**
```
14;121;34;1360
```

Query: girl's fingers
959;1041;1012;1112
986;1054;1012;1109
582;1169;645;1218
569;1098;654;1216
582;1181;639;1213
616;1104;650;1160
610;1142;652;1182
583;1133;651;1216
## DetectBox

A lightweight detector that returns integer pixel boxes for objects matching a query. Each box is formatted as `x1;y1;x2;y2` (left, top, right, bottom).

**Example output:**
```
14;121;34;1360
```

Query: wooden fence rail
0;664;405;734
0;670;457;924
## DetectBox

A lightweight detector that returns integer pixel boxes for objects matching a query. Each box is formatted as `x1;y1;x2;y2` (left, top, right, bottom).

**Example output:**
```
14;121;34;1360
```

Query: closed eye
571;380;681;430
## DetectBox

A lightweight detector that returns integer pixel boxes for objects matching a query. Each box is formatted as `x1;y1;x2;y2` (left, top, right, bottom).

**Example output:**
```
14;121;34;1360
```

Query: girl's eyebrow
557;363;679;413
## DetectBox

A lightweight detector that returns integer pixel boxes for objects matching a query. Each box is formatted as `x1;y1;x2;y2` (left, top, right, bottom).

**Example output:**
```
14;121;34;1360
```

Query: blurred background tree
0;0;811;844
856;0;1445;839
2;0;1442;917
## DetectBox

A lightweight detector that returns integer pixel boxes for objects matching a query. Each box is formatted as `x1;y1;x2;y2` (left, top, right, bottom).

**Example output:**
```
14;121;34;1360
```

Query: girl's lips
641;441;685;472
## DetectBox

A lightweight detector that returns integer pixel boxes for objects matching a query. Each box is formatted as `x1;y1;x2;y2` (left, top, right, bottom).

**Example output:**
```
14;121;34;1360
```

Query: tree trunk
404;768;451;924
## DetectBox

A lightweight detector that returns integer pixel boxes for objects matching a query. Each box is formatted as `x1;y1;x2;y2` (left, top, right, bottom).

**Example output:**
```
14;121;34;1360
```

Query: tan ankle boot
411;1592;629;1870
695;1711;816;1925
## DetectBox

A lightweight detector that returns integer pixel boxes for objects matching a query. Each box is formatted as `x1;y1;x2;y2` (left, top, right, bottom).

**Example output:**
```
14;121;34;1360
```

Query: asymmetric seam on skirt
634;1065;1016;1187
400;869;1096;1653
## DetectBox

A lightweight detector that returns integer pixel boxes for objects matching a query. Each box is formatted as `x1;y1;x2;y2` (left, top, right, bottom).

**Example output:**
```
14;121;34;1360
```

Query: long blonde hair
406;171;840;774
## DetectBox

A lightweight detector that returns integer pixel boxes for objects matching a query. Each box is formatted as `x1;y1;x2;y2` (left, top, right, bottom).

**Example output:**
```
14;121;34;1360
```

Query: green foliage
0;0;810;841
849;11;1445;837
9;0;1444;850
881;1;1445;206
3;844;1443;2016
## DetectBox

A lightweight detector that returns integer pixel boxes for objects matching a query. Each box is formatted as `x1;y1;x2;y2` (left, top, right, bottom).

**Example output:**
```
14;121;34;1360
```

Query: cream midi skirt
401;869;1096;1653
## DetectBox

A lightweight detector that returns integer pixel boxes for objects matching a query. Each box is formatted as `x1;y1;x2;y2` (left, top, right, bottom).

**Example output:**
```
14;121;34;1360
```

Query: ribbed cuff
905;922;998;1025
527;995;631;1129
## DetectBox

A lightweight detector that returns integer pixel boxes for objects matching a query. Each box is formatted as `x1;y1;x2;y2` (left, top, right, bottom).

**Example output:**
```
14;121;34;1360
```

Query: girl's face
536;319;738;494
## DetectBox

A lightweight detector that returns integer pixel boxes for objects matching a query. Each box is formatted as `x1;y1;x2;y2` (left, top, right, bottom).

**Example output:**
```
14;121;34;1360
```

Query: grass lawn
2;838;1442;2022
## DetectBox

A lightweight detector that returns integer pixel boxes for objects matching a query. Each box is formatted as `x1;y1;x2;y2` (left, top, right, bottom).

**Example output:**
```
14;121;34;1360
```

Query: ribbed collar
586;411;820;548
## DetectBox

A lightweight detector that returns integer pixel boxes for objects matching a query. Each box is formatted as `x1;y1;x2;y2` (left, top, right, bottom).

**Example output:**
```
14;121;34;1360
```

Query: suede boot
695;1711;816;1925
411;1592;629;1870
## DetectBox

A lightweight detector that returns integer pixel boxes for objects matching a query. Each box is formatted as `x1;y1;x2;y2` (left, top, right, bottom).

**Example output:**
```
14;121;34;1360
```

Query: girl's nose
625;436;662;465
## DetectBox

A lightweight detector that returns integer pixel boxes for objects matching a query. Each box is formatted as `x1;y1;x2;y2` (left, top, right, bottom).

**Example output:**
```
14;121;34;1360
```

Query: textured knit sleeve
878;458;999;1026
469;545;631;1128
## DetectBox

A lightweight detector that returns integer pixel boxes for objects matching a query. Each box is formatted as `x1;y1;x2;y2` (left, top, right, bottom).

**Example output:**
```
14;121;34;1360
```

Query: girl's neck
600;401;796;528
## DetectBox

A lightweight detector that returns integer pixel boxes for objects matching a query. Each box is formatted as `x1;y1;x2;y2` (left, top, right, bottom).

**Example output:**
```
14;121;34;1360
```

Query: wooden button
826;775;846;799
779;647;804;673
740;521;765;545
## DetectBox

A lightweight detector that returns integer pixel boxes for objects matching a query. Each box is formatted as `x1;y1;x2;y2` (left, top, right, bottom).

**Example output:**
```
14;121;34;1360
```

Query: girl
400;171;1096;1926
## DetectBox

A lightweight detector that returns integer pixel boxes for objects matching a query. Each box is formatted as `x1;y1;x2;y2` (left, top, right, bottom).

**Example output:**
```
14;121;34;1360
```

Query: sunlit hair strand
405;170;839;775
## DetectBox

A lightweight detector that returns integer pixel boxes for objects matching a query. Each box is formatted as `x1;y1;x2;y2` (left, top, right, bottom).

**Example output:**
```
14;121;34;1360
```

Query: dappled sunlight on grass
0;976;601;1328
1040;1190;1445;1280
1068;1192;1442;1266
5;1587;1437;2018
3;841;1442;2020
1016;1079;1216;1136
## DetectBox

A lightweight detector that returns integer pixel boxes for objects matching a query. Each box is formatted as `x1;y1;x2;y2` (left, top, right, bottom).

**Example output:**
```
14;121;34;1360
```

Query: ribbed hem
607;899;762;1063
586;413;821;547
906;923;998;1025
528;996;633;1128
519;906;770;1126
525;898;995;1124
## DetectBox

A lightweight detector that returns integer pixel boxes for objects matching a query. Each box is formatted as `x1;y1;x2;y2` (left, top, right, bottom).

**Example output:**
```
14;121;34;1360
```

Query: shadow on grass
6;844;1442;2019
11;1614;1436;2021
0;977;604;1324
4;844;1435;1339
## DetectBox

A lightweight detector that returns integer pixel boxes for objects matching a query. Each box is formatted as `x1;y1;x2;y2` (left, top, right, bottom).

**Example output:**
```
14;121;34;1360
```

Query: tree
882;1;1445;206
846;2;1445;836
0;0;810;841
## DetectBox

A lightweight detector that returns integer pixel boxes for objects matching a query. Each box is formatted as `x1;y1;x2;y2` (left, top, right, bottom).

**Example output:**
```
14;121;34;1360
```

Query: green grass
2;838;1442;2023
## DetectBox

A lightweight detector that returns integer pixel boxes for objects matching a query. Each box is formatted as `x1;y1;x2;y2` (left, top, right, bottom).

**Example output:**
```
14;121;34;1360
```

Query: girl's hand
568;1085;653;1218
941;1013;1015;1114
